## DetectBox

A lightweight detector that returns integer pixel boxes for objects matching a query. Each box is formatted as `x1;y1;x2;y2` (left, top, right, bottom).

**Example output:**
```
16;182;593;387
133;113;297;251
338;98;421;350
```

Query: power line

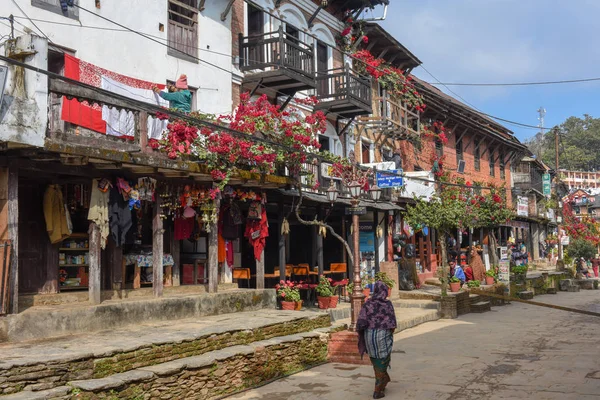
428;77;600;87
10;0;54;44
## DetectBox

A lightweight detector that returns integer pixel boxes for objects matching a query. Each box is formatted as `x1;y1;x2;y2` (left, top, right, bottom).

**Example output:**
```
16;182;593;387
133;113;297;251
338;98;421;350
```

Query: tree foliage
567;238;597;261
526;115;600;171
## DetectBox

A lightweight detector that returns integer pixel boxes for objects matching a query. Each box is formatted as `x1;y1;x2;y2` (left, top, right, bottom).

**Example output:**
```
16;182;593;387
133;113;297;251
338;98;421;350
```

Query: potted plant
275;281;301;310
375;271;395;298
449;277;462;292
512;264;528;284
347;280;371;298
485;269;496;285
467;280;481;288
315;276;335;309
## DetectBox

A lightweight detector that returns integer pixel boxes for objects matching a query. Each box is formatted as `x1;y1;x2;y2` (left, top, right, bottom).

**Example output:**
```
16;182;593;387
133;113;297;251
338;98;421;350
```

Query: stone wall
71;335;328;400
439;291;470;319
0;315;330;395
380;262;399;299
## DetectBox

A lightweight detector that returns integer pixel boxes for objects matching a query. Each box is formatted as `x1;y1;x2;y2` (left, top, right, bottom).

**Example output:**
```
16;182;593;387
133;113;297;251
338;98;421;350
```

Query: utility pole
554;127;563;265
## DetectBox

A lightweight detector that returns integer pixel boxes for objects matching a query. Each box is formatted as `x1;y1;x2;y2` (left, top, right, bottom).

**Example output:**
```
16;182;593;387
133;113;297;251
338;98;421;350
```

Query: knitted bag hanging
247;201;262;220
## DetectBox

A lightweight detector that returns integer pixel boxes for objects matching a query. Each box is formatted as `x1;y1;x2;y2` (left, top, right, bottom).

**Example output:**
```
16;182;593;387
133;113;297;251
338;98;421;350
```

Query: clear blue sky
376;0;600;142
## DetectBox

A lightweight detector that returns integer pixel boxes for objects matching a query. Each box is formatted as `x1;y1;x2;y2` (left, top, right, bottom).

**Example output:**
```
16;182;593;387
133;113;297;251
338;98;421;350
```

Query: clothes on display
109;187;133;246
221;203;242;240
244;206;269;261
88;179;110;249
218;234;226;264
44;185;71;244
174;217;195;241
226;240;234;267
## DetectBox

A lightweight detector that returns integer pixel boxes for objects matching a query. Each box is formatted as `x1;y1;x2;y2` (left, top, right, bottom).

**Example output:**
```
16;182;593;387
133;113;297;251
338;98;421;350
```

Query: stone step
469;294;481;305
0;386;70;400
518;291;534;300
576;279;596;290
567;285;581;292
470;301;491;313
0;310;330;396
546;287;558;294
559;279;575;291
3;331;328;400
1;289;276;343
392;299;441;311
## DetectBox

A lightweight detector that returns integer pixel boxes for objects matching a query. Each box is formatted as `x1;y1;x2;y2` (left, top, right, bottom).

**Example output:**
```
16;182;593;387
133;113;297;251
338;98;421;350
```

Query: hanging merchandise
109;186;133;246
247;201;262;220
244;207;269;261
88;179;110;249
136;177;156;201
174;217;194;241
226;240;234;268
281;218;290;236
221;203;242;240
218;233;226;263
116;178;132;200
319;225;327;237
128;190;141;210
44;185;71;244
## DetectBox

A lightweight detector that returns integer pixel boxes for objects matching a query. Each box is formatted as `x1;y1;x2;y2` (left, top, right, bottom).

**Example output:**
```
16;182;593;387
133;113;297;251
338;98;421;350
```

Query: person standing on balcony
153;75;192;113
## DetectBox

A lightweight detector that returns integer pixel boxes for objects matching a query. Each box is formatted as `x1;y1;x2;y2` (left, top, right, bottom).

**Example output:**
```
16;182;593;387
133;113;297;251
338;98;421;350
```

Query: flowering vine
353;50;425;112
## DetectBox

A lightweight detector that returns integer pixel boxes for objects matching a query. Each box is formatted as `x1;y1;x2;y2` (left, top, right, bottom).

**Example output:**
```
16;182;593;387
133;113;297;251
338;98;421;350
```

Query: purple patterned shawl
357;281;397;357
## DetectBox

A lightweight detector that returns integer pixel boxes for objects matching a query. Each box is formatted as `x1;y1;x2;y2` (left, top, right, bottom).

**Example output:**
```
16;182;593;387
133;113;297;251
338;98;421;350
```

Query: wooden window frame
474;139;480;171
168;0;199;63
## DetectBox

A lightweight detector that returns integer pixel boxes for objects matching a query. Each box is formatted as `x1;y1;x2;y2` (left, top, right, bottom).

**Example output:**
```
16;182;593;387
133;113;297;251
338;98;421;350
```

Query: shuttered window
168;0;199;61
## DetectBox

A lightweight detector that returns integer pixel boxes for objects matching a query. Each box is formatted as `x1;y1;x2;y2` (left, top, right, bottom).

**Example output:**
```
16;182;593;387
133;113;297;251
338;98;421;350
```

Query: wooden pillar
8;167;18;314
88;222;102;305
418;235;425;271
152;194;164;297
468;229;473;264
316;206;324;276
42;243;59;294
278;203;286;279
172;235;181;286
256;249;265;289
374;210;380;273
207;195;220;293
341;217;348;266
107;238;123;290
386;212;392;262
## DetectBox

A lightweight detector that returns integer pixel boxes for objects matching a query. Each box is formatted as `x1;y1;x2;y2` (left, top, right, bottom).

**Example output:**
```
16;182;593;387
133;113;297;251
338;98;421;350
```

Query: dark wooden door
247;5;264;68
316;41;328;96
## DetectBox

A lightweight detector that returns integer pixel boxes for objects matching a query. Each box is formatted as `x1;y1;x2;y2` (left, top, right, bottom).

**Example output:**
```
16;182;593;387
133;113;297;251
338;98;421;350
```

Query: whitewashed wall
0;0;234;116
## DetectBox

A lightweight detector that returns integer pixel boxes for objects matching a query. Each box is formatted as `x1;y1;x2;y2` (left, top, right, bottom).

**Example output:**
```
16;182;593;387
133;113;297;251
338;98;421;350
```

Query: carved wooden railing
315;66;372;110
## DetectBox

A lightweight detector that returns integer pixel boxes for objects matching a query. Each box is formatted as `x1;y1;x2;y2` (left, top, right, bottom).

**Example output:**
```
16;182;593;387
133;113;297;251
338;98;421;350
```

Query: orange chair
293;265;309;281
329;263;348;302
232;268;251;288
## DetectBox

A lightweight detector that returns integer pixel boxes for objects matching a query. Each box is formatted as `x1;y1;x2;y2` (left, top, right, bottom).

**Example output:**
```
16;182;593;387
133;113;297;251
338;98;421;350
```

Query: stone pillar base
327;331;372;365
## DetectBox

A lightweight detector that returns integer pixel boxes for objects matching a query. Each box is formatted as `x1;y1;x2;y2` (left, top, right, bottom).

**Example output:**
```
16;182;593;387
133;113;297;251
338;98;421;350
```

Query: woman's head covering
356;281;397;331
175;74;188;89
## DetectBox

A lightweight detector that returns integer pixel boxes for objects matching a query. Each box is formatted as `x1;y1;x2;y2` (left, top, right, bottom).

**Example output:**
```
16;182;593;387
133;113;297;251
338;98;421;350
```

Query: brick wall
232;83;241;109
231;0;244;59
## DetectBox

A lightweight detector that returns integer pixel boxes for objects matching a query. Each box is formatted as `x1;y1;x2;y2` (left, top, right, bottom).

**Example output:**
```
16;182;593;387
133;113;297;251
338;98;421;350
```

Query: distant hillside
525;114;600;171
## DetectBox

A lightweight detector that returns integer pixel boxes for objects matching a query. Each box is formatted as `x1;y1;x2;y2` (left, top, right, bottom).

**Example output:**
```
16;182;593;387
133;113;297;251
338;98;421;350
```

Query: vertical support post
278;203;286;280
172;235;181;286
468;229;473;264
152;193;164;297
385;211;391;262
8;167;18;314
374;210;380;273
138;111;148;152
317;206;324;276
349;199;365;331
418;235;425;270
42;243;58;294
207;193;220;293
256;250;265;289
341;217;348;266
89;222;102;304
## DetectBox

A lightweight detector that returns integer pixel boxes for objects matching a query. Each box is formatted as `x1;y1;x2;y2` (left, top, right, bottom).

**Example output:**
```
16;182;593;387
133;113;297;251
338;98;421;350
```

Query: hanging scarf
357;281;397;357
244;207;269;261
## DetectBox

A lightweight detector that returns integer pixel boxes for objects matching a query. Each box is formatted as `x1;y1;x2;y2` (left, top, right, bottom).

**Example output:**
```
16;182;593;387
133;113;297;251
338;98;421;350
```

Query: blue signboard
376;169;403;188
359;231;375;252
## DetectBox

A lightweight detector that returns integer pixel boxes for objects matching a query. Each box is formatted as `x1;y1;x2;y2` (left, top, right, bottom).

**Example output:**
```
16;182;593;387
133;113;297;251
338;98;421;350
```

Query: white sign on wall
517;196;529;217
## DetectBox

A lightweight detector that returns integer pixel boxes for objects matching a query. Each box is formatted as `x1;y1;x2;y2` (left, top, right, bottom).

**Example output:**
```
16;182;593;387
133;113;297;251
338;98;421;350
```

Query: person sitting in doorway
153;74;192;113
463;265;475;282
449;260;466;284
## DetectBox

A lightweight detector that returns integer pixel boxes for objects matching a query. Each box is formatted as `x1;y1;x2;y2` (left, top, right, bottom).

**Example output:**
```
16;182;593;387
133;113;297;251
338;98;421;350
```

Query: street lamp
369;184;382;202
348;179;364;331
326;180;339;203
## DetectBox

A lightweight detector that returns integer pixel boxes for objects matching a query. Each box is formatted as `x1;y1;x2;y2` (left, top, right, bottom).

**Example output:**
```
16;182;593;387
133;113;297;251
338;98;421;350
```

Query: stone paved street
228;290;600;400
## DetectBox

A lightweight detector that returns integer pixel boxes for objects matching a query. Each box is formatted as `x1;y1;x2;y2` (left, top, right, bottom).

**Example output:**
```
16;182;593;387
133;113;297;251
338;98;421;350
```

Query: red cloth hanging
244;208;269;261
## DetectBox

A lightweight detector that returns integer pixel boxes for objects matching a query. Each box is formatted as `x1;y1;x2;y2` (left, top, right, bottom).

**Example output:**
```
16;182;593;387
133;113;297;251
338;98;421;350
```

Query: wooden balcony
239;26;316;96
358;93;420;139
314;66;372;119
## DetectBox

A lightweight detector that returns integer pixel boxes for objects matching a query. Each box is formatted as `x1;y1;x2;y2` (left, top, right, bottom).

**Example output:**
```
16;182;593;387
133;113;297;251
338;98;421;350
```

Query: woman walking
357;281;397;399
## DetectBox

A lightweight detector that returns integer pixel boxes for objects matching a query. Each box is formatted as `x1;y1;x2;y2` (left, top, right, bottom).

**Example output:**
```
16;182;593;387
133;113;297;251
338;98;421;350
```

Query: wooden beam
220;0;235;21
207;191;220;293
152;193;164;297
256;249;265;290
88;222;102;305
455;127;469;145
480;139;496;158
317;206;324;276
8;167;18;314
278;202;286;280
463;133;478;152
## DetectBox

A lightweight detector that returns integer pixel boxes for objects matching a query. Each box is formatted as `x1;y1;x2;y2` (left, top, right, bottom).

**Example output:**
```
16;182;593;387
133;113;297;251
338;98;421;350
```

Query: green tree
567;238;596;261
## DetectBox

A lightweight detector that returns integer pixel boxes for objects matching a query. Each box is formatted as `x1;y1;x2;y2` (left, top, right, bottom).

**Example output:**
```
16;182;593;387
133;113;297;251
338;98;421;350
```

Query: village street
228;290;600;400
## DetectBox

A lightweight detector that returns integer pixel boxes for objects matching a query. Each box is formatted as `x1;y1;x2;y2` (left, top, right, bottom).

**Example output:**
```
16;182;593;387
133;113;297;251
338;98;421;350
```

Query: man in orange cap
153;74;192;113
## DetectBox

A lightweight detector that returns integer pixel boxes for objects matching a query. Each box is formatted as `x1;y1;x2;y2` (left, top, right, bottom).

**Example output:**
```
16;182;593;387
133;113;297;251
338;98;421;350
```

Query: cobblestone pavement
227;290;600;400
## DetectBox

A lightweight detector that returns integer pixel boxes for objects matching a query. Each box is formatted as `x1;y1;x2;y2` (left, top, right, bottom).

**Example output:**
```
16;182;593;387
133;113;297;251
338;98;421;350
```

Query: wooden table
122;253;175;289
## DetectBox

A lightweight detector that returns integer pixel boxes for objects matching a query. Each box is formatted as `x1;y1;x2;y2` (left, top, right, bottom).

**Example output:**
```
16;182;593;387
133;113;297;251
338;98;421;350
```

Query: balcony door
284;25;302;72
247;5;265;68
316;41;329;97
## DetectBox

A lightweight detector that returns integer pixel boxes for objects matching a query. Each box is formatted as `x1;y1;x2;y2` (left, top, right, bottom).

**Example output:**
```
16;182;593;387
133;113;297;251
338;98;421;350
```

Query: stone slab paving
0;309;328;370
228;290;600;399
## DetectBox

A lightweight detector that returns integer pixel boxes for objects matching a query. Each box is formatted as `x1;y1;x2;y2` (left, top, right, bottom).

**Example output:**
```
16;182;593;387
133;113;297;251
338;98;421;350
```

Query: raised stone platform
0;289;276;343
0;310;330;396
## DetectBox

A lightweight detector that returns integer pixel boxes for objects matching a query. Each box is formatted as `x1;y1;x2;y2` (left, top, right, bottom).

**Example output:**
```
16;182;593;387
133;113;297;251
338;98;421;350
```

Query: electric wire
429;77;600;87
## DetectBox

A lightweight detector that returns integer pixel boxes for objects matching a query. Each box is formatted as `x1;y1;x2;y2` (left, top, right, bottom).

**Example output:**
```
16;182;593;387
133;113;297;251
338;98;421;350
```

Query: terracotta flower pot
294;300;303;311
449;282;461;292
363;288;371;297
329;296;338;309
281;301;296;310
485;276;495;285
387;287;392;298
317;296;331;309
